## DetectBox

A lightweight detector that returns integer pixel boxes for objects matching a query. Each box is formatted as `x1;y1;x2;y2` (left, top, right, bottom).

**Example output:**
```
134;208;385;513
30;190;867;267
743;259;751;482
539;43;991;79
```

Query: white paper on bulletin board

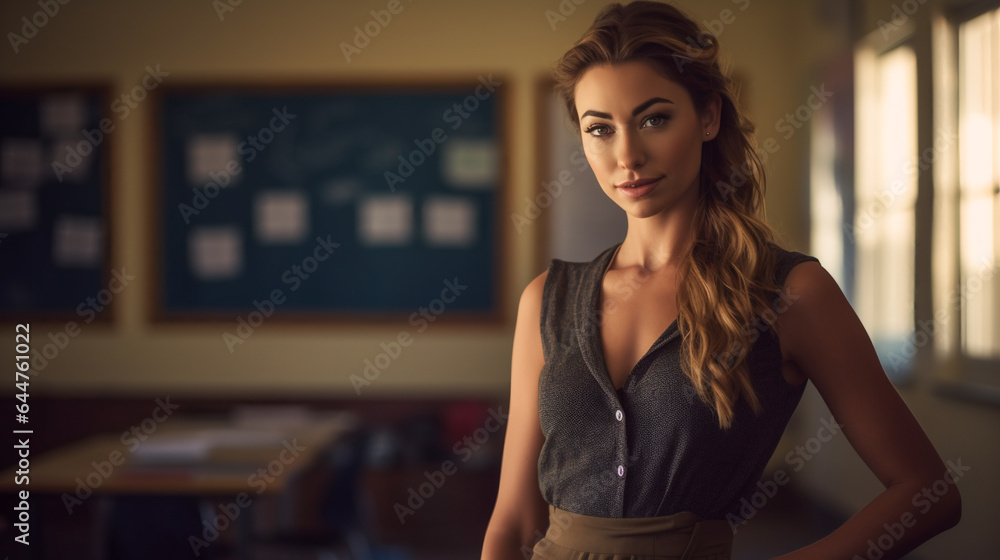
52;215;102;268
0;190;37;231
186;134;240;187
423;196;476;246
1;138;44;188
40;94;88;138
442;138;497;189
189;226;243;280
254;190;309;244
358;195;413;246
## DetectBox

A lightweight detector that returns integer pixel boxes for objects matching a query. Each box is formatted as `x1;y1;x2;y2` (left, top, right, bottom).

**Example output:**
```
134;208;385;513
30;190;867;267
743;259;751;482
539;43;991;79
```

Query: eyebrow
580;97;674;121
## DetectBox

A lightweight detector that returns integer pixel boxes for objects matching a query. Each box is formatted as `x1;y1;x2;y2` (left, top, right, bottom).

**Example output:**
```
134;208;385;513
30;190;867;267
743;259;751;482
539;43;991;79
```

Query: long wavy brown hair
552;1;787;429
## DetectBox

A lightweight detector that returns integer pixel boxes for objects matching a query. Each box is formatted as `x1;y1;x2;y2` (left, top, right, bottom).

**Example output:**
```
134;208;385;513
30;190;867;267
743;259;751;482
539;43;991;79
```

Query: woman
482;2;961;559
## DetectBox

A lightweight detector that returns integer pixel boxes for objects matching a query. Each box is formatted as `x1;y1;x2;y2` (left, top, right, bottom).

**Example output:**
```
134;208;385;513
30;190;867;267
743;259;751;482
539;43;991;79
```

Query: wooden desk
1;410;360;559
3;413;355;496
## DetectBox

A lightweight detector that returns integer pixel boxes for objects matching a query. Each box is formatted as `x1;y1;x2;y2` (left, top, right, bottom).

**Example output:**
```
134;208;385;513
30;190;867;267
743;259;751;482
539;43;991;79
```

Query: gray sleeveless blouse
537;242;820;519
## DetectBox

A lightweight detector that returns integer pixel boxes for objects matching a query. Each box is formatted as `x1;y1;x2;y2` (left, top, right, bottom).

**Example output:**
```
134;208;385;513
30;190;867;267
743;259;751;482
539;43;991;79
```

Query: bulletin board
0;84;113;320
152;79;506;321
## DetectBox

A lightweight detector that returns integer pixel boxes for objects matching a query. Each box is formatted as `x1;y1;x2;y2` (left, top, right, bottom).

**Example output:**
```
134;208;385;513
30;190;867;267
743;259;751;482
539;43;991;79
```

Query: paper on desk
358;194;412;245
205;427;287;446
254;191;308;244
131;434;214;463
189;226;242;280
186;134;240;186
131;428;288;464
52;214;102;268
0;190;37;231
40;94;88;138
1;138;44;188
423;195;476;246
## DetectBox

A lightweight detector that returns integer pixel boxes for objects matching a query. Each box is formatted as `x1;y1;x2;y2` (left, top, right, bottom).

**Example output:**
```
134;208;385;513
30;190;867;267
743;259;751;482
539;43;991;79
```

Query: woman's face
574;60;719;219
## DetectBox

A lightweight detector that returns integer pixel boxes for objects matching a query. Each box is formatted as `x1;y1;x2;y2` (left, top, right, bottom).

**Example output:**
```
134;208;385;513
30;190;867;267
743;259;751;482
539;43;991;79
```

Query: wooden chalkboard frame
0;82;116;325
148;76;509;326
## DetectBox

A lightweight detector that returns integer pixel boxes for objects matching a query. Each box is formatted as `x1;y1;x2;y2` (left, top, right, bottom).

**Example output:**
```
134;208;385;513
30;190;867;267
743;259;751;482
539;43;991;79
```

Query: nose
616;128;645;170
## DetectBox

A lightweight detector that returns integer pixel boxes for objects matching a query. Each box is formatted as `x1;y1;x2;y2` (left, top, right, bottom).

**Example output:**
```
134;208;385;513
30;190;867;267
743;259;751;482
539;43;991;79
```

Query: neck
616;182;700;272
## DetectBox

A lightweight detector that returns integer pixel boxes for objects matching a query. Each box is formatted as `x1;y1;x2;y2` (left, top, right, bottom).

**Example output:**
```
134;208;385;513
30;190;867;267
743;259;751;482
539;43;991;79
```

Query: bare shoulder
781;260;838;315
518;269;549;315
511;268;549;375
773;259;842;364
774;257;881;389
781;258;835;297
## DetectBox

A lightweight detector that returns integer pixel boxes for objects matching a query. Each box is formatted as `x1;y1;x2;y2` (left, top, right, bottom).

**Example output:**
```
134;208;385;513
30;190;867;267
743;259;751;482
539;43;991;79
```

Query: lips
615;176;662;198
616;177;661;189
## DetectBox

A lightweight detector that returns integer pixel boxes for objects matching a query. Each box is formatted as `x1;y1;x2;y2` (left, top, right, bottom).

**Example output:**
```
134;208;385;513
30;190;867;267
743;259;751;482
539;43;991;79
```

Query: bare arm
772;262;961;560
481;271;551;560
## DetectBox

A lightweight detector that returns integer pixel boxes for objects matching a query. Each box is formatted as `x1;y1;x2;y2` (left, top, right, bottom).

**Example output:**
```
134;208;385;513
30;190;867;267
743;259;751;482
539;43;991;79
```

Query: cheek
583;143;613;175
651;134;702;171
652;132;692;156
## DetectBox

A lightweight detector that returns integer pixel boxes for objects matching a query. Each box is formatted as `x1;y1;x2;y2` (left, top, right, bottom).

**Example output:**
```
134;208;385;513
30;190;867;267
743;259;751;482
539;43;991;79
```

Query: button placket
615;406;625;480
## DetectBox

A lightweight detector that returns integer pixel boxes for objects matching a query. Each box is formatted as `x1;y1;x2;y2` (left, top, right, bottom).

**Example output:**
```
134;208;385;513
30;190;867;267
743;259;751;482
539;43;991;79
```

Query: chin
616;199;664;219
625;207;663;220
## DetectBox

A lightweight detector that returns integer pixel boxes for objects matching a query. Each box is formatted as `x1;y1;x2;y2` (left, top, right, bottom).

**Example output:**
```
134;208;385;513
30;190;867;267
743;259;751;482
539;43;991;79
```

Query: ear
700;93;722;141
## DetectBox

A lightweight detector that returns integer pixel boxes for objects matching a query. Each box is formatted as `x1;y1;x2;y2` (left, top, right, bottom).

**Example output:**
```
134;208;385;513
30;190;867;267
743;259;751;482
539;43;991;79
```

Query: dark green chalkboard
0;84;113;320
153;79;506;321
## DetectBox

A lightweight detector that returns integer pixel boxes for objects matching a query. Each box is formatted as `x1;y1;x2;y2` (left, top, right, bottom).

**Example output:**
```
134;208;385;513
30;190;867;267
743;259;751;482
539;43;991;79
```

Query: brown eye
642;113;671;128
585;124;611;137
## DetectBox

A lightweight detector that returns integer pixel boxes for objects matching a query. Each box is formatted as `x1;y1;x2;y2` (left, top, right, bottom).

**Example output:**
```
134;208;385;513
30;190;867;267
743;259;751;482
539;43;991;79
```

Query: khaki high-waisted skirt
530;505;733;560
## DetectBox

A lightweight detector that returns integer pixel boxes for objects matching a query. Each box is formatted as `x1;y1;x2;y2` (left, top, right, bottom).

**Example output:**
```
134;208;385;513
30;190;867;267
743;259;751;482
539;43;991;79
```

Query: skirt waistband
534;505;733;559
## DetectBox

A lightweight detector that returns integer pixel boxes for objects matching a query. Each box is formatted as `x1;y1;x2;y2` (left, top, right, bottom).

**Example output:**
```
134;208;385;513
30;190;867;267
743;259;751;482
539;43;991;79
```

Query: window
957;8;1000;359
853;40;919;382
933;4;1000;401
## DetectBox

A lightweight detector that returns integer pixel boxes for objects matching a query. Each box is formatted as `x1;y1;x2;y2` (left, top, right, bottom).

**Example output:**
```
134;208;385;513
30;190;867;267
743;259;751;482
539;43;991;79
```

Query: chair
105;494;215;560
251;425;402;560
